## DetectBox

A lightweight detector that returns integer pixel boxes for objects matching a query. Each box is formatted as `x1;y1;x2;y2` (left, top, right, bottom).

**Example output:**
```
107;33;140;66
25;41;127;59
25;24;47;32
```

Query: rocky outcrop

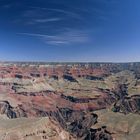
0;101;26;119
48;108;97;138
112;95;140;114
46;107;113;140
0;101;26;118
0;100;113;139
86;127;113;140
111;84;140;114
0;101;16;118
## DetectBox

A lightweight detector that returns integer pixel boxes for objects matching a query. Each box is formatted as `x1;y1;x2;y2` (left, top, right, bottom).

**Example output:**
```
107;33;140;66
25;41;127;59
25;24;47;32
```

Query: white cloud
33;18;62;23
18;30;90;46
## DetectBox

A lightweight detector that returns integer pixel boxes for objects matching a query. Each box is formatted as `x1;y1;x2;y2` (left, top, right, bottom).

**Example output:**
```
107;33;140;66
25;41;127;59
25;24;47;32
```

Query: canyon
0;62;140;140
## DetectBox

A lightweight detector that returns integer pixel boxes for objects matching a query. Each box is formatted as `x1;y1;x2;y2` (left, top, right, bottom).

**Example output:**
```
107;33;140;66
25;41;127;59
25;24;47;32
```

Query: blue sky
0;0;140;62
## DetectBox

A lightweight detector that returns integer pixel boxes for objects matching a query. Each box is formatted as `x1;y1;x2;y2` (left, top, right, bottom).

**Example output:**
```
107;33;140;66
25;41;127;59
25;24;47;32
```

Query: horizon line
0;60;140;64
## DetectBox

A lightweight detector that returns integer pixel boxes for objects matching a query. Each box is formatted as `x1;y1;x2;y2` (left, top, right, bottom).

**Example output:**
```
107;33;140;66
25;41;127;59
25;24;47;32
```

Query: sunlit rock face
0;62;140;140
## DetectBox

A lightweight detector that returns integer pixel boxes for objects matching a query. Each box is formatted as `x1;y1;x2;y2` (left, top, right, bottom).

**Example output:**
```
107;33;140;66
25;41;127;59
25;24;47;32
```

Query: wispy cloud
18;30;90;46
21;17;62;25
27;6;83;20
17;32;51;37
33;18;62;23
20;6;83;26
16;4;91;46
